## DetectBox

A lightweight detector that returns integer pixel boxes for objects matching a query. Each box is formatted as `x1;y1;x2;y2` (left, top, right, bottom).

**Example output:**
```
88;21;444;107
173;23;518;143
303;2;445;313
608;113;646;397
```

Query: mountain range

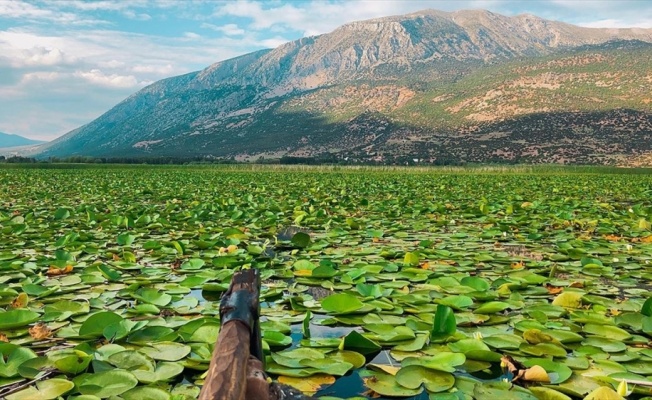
0;132;44;149
37;9;652;165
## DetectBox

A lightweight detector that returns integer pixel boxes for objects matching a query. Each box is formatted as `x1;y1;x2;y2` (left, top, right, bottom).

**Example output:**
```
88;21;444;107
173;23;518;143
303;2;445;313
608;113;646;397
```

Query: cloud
0;0;110;25
579;18;652;29
75;69;141;88
212;0;522;36
123;10;152;21
20;71;62;83
183;32;202;39
201;23;246;36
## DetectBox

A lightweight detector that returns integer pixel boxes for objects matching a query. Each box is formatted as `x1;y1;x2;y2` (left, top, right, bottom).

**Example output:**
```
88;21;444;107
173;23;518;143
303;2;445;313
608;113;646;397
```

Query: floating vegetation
1;166;652;399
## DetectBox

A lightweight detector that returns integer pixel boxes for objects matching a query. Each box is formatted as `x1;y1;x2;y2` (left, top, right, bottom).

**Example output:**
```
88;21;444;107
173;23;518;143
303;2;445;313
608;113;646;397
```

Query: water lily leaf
108;351;154;370
364;370;423;397
402;352;466;373
263;330;292;347
622;360;652;375
431;305;456;339
117;233;135;246
279;374;336;395
0;309;40;330
76;369;138;398
50;349;92;374
393;334;428;352
180;258;205;270
483;334;524;350
583;323;632;341
642;298;652;317
300;358;353;376
474;301;509;314
523;329;560;345
120;387;171;400
341;331;381;355
395;365;455;392
132;361;184;383
403;252;420;267
321;293;364;314
582;337;627;353
528;387;572;400
554;373;602;397
523;359;572;384
0;345;37;378
521;343;566;358
131;288;172;307
460;277;490;292
53;208;70;220
312;265;337;278
79;312;123;338
138;342;191;361
127;326;176;344
436;295;473;310
552;292;584;308
17;356;50;379
328;350;366;369
5;378;74;400
171;384;200;399
583;386;624;400
43;300;89;317
291;232;311;248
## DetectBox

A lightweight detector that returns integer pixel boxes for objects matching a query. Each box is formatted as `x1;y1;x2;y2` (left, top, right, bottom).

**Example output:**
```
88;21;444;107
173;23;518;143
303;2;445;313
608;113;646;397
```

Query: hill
37;9;652;165
0;132;45;149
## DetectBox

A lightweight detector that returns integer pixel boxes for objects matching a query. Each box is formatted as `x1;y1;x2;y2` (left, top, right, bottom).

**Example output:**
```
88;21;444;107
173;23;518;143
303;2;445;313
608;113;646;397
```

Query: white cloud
20;71;61;83
183;31;202;39
131;64;174;74
579;18;652;29
75;69;141;88
200;23;246;36
0;0;110;25
20;47;68;66
123;10;152;21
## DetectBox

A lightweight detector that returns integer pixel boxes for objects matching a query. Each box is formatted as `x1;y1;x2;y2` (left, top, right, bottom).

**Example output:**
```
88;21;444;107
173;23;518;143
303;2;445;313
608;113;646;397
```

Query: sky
1;0;652;141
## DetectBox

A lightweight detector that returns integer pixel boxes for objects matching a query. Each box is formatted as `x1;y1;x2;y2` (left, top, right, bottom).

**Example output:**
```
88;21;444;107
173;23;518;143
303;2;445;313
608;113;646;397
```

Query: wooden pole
199;269;262;400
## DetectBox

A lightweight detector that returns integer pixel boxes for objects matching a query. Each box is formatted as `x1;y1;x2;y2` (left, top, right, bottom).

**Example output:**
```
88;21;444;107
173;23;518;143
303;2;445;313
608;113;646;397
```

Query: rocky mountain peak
36;9;652;166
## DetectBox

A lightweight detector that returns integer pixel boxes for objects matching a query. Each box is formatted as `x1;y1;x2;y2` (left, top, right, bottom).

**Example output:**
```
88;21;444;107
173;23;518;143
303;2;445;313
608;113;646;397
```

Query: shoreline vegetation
1;156;652;175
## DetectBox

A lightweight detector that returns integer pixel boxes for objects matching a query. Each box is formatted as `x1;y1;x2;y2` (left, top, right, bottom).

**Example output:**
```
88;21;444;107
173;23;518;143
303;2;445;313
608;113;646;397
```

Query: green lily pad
474;301;510;314
321;293;364;314
77;369;138;398
0;345;37;378
132;361;184;383
138;342;191;361
5;378;74;400
78;312;124;338
583;323;632;341
364;370;423;397
402;352;466;373
0;309;40;330
395;365;455;392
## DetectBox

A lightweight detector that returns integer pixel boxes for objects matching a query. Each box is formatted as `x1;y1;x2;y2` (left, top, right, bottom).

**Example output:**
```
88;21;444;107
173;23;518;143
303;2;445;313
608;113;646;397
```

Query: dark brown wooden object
199;269;265;400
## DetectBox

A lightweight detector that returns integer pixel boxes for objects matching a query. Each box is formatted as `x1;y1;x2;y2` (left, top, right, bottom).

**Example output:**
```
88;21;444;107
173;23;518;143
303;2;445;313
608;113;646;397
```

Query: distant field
1;165;652;399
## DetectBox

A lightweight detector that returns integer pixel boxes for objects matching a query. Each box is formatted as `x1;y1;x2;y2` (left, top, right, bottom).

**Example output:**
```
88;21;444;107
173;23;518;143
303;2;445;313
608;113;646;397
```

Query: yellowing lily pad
278;374;335;395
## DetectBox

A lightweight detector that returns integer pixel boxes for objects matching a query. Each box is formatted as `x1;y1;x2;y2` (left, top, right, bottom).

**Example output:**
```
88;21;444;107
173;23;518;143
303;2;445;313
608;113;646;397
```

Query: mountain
38;9;652;164
0;132;45;148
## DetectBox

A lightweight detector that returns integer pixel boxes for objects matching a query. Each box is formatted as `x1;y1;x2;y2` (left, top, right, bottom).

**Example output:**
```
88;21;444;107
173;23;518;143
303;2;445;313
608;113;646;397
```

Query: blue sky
1;0;652;141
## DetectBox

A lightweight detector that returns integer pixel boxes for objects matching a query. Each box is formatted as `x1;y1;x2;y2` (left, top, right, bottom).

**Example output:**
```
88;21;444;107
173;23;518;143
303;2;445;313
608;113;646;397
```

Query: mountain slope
38;9;652;164
0;132;45;148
